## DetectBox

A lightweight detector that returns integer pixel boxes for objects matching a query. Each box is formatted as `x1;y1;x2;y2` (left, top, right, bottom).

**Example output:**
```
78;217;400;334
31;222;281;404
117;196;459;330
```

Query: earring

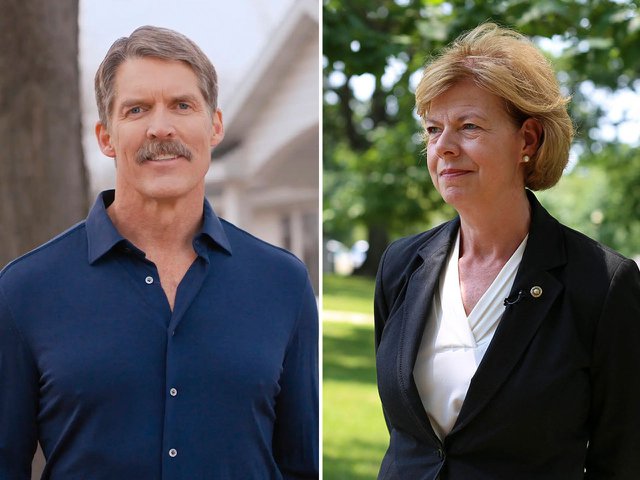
522;155;530;163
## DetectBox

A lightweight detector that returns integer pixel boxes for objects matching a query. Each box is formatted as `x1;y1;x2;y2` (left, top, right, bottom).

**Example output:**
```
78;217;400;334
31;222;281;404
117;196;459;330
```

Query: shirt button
169;448;178;458
170;387;178;397
145;276;154;285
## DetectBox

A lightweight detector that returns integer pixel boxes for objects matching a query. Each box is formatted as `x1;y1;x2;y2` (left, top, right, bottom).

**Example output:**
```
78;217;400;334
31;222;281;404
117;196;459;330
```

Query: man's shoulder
0;221;87;288
219;219;309;277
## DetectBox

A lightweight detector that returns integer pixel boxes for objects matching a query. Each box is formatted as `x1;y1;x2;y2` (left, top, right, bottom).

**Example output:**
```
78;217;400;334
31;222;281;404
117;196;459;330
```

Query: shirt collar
200;197;232;256
86;190;232;264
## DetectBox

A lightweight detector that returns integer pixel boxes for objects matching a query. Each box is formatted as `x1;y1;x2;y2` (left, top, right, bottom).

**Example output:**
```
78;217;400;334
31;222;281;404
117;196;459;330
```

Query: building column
289;209;304;261
221;182;246;226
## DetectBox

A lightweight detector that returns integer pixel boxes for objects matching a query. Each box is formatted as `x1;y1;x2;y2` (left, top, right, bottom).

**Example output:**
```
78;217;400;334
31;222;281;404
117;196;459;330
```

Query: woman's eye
426;126;441;134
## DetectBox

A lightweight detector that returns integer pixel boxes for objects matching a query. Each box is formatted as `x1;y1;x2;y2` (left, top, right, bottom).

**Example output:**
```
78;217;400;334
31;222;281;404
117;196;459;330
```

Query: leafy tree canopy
323;0;640;274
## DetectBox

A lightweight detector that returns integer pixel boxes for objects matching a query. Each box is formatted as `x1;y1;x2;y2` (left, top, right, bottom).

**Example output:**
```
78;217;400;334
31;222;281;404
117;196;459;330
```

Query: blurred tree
324;0;640;274
0;1;84;474
0;0;87;268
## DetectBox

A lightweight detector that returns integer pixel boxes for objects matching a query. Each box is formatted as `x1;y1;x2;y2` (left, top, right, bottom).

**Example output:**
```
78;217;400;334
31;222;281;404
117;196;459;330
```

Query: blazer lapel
451;191;567;435
398;219;459;442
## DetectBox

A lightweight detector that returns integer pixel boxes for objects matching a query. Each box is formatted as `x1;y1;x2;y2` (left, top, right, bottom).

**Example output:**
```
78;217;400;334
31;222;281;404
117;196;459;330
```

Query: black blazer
374;191;640;480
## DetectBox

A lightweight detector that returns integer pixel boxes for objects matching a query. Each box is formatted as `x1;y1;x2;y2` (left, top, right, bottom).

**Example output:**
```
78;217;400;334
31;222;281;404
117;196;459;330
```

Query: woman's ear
521;117;543;158
95;121;116;158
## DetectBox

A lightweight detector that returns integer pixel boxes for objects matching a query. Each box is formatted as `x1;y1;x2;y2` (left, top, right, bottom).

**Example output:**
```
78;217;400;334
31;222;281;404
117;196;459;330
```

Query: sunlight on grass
323;319;388;480
323;273;375;314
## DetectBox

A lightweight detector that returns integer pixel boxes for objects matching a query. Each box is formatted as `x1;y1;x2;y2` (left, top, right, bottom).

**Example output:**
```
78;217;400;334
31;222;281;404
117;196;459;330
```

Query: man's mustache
135;140;193;164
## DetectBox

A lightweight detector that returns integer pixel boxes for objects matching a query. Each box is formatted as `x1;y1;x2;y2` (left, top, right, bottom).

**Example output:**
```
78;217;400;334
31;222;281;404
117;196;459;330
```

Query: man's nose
146;108;176;139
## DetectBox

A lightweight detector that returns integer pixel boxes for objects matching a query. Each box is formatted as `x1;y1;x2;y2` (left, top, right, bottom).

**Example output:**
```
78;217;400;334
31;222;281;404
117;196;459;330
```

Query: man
0;26;318;479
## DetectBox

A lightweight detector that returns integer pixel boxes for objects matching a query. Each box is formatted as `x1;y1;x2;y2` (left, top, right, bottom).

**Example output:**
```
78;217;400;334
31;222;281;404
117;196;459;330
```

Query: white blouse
413;230;528;440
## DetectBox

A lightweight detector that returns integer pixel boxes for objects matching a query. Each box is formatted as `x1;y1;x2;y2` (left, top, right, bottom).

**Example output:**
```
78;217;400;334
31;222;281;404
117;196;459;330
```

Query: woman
374;23;640;479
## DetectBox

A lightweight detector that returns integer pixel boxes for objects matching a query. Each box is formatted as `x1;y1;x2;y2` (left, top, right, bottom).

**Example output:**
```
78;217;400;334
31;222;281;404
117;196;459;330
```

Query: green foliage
588;144;640;256
537;166;609;242
323;0;640;259
540;144;640;258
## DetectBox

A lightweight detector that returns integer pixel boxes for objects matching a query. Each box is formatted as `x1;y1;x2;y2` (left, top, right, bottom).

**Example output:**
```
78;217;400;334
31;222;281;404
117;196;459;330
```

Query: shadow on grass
323;437;386;480
323;322;377;385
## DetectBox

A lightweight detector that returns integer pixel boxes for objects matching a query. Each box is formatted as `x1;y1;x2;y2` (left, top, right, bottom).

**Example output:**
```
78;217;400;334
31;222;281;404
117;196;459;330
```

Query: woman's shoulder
529;191;637;280
562;223;626;258
559;223;638;280
384;219;458;263
377;219;458;287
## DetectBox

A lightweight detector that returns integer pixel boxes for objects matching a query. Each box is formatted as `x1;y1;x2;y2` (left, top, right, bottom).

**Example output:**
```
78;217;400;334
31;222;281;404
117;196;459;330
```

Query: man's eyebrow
117;94;202;109
171;94;201;103
117;98;147;110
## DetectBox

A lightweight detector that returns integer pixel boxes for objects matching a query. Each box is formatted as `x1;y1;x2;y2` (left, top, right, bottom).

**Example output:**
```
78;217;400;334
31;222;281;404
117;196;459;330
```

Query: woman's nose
432;128;460;158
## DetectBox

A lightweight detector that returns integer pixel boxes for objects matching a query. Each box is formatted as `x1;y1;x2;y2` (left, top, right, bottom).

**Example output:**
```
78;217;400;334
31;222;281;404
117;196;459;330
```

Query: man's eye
177;103;190;110
426;126;441;134
128;106;142;115
462;123;478;130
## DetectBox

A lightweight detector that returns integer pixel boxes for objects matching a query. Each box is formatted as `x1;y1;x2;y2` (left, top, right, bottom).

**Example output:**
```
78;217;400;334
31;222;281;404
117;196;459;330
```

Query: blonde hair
415;23;574;190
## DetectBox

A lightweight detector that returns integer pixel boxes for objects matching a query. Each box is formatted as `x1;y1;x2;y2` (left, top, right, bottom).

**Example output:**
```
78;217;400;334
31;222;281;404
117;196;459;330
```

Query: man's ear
210;109;225;148
95;121;116;158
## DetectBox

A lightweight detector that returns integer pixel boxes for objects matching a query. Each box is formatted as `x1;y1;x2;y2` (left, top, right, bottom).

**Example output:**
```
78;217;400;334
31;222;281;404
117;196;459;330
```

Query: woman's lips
439;168;470;177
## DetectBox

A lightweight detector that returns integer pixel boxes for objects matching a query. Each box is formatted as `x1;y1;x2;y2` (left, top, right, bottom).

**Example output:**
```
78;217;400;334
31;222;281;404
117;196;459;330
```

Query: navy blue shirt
0;191;318;479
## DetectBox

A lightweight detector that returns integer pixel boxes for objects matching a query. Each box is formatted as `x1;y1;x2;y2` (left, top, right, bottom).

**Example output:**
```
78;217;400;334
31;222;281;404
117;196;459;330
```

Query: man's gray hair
94;25;218;127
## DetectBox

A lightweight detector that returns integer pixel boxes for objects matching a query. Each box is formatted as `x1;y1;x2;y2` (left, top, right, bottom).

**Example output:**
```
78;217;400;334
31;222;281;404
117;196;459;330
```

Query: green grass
323;273;376;314
323;274;388;479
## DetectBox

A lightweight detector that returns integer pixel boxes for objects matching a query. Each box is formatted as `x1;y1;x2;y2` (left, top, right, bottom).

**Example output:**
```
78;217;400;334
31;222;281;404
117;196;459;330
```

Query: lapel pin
530;286;543;298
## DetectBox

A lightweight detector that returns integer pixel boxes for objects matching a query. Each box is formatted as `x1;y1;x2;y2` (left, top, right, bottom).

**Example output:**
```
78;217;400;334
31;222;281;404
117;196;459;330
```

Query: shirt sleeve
272;277;319;479
585;258;640;479
0;285;39;479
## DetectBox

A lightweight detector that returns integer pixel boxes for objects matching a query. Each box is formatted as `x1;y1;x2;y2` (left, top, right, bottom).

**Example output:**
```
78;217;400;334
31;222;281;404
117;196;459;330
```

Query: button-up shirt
0;190;318;479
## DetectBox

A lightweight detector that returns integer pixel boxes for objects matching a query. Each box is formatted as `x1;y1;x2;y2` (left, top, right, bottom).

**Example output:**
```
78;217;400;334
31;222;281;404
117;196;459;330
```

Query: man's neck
106;190;204;256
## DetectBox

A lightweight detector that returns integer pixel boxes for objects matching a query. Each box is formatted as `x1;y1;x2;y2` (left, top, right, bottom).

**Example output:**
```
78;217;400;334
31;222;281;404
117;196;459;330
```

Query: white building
205;0;319;292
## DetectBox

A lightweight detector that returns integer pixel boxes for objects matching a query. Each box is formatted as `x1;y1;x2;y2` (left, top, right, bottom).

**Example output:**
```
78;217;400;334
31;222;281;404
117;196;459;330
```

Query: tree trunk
0;1;84;476
0;0;87;269
354;223;389;277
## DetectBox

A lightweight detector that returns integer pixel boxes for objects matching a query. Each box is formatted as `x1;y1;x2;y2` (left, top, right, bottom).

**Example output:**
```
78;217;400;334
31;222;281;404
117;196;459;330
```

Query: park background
323;0;640;478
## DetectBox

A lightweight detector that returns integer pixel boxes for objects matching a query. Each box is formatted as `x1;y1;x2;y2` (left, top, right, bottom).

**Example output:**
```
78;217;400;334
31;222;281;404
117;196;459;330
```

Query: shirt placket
160;253;209;479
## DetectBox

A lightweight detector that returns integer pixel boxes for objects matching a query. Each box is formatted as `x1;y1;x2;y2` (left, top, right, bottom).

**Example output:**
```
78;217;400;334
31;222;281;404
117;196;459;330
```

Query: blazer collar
399;190;567;440
398;218;459;443
451;190;567;435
